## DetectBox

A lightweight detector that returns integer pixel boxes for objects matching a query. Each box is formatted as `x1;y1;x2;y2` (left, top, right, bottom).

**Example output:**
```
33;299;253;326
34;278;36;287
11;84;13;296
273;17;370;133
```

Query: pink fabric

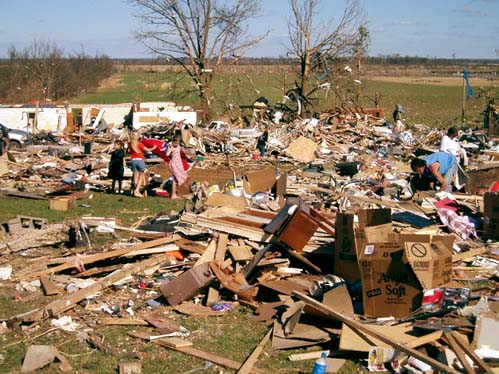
169;145;188;186
433;197;460;212
436;208;476;240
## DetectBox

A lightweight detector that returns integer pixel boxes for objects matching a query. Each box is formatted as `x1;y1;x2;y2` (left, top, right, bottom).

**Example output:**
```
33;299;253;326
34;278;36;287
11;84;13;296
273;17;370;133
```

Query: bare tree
130;0;267;112
287;0;365;106
9;40;64;102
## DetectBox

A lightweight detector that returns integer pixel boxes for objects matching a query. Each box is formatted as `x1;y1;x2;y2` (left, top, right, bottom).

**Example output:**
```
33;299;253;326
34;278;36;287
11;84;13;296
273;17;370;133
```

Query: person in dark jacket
0;123;9;156
256;130;269;157
108;140;125;193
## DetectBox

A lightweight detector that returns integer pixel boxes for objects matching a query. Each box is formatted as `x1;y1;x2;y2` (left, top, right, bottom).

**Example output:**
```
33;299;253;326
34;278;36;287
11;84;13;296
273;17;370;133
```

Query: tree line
0;41;114;103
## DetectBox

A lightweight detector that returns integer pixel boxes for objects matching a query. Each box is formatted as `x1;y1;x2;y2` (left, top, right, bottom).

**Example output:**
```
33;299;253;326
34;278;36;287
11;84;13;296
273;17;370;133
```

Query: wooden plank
205;192;247;209
215;234;229;262
206;287;220;307
99;318;149;326
180;213;271;242
175;239;207;255
236;328;272;374
129;331;264;374
24;235;179;280
229;245;253;261
444;332;475;374
288;350;330;362
451;331;494;374
452;247;487;263
193;240;217;268
405;330;443;349
149;336;193;348
292;291;461;374
40;276;60;296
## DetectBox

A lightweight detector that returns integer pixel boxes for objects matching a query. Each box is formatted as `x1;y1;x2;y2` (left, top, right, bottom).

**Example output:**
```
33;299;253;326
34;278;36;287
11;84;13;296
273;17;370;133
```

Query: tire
8;140;21;150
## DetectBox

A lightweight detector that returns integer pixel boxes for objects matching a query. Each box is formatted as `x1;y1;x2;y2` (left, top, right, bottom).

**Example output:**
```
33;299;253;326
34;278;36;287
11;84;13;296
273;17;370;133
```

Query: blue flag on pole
463;69;473;98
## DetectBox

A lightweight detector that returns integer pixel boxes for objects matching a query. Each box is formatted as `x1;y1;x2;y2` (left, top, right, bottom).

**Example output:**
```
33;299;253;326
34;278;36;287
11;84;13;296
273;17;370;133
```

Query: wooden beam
450;331;494;374
129;331;264;374
237;328;272;374
24;235;179;280
443;332;475;374
292;291;461;374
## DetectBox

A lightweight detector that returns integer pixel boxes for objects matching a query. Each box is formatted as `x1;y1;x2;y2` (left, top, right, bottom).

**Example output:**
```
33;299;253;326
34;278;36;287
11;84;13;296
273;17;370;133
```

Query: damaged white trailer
0;102;197;134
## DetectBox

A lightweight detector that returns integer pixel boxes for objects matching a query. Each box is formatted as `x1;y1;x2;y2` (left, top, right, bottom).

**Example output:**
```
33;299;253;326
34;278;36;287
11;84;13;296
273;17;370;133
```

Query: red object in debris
138;281;148;289
168;250;185;261
490;181;499;192
252;152;260;160
422;288;444;311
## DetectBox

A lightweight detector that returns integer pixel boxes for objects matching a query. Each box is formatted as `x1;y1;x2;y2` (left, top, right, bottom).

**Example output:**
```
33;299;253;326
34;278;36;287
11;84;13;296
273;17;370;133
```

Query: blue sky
0;0;497;59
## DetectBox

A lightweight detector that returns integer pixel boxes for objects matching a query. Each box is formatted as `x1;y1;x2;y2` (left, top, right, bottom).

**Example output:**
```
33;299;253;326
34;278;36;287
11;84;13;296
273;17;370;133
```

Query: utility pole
461;71;466;128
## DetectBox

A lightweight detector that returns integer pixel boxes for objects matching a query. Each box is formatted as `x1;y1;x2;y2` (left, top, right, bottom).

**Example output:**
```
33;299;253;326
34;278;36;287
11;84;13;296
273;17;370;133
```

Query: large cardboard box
484;192;499;239
399;234;453;290
49;196;75;211
357;233;454;318
358;242;422;318
334;208;391;281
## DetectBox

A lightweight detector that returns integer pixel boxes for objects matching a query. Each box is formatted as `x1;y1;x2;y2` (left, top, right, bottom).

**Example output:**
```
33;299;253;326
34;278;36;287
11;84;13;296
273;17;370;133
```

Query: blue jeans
443;162;458;192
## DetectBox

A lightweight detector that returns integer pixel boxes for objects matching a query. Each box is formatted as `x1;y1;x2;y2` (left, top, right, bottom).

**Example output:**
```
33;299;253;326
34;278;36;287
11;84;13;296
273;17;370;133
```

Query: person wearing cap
410;151;458;193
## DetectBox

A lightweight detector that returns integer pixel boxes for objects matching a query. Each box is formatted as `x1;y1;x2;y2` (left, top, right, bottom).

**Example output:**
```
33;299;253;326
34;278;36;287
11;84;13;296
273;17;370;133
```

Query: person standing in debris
440;127;468;167
165;134;191;199
108;140;125;194
129;132;155;197
0;123;9;156
410;151;457;193
256;130;269;157
392;104;405;132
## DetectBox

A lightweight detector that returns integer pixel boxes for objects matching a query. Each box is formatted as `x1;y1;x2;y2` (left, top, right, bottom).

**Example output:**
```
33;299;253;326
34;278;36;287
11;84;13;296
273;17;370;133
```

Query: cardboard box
357;233;454;318
358;242;422;318
49;196;75;211
399;234;453;290
334;208;391;281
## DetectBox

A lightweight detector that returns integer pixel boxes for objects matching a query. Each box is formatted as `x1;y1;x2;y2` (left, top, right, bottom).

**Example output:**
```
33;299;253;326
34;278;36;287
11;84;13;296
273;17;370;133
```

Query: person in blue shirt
410;151;457;192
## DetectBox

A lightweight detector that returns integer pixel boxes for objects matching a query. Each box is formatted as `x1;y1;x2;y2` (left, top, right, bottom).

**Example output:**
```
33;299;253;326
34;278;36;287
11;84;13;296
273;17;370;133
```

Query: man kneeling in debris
410;151;457;193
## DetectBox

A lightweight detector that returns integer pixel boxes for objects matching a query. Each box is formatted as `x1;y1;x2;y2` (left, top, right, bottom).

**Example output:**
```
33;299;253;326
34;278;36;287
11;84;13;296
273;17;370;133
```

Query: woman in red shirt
129;132;155;197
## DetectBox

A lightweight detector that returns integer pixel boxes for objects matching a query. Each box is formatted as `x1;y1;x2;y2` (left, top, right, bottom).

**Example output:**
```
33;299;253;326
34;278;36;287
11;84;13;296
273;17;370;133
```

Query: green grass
74;69;498;128
0;193;184;225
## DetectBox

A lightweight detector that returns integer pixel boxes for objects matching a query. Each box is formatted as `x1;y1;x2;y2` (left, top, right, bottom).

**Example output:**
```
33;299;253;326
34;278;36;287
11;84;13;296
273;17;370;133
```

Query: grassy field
76;68;498;128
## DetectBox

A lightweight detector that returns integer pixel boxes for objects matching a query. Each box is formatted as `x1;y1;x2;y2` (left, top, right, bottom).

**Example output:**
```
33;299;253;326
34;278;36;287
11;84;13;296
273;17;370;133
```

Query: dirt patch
371;75;496;87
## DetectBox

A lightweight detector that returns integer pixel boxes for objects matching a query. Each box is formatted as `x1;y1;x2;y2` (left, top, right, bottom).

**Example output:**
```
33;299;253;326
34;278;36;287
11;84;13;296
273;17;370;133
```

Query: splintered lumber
40;277;60;296
23;235;180;280
45;254;170;316
443;332;474;374
236;328;272;374
450;331;494;374
129;331;265;374
181;213;271;242
215;233;229;262
14;254;170;323
292;291;461;374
